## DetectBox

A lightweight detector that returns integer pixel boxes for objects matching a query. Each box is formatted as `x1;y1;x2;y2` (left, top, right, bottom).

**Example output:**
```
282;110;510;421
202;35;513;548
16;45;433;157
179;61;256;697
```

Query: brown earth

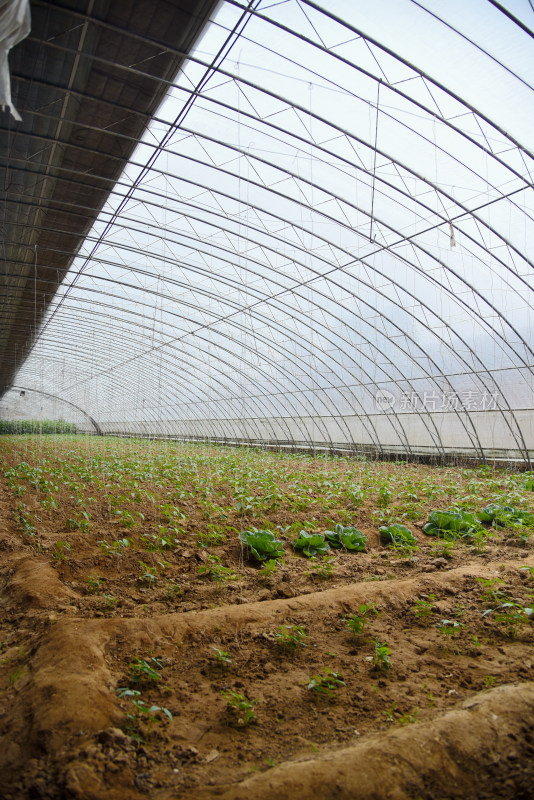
0;437;533;799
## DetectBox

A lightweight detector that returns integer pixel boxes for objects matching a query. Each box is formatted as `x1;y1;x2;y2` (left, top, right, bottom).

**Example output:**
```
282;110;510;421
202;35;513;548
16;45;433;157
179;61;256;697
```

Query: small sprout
398;708;419;725
259;558;284;579
102;593;118;610
138;561;158;585
128;656;163;685
436;619;464;638
412;594;436;623
377;485;392;508
372;639;392;672
306;554;336;580
274;624;307;650
481;602;532;637
306;667;345;700
165;582;182;598
221;689;257;726
51;541;71;561
86;575;106;593
212;646;232;666
343;603;380;636
476;577;507;604
198;554;239;583
9;666;24;685
116;687;172;739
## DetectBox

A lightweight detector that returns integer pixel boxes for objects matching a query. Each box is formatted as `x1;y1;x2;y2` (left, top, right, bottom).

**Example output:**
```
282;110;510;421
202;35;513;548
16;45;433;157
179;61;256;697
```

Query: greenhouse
1;1;533;798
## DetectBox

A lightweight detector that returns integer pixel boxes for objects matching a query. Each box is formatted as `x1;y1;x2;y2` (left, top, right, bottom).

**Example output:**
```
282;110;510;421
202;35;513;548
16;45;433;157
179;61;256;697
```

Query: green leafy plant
292;530;330;558
372;639;392;672
128;656;163;685
479;504;534;528
344;603;380;636
379;523;417;548
324;523;367;551
306;667;345;700
306;554;336;580
221;689;257;726
412;594;436;623
86;575;106;593
436;619;464;638
258;558;284;579
116;687;172;740
198;554;239;583
212;646;232;666
274;624;307;650
239;528;285;562
51;540;71;561
423;508;482;540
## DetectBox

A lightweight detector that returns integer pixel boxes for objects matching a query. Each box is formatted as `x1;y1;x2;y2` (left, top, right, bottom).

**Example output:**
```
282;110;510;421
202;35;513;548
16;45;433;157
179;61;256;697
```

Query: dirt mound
197;682;534;800
1;556;76;609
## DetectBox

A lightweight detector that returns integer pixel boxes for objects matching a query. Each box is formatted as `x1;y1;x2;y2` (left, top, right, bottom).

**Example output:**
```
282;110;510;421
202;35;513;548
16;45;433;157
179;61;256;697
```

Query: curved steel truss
1;0;533;462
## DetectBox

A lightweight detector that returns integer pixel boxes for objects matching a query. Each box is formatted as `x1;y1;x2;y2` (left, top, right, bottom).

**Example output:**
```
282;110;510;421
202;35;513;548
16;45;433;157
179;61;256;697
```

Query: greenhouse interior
1;1;533;798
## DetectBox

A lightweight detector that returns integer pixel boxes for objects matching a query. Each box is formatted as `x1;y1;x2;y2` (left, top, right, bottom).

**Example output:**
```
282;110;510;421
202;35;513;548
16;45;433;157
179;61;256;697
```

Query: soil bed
0;435;533;799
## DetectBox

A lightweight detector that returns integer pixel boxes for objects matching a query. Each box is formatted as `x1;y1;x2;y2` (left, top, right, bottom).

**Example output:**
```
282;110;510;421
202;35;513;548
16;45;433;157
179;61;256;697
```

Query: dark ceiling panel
0;0;219;392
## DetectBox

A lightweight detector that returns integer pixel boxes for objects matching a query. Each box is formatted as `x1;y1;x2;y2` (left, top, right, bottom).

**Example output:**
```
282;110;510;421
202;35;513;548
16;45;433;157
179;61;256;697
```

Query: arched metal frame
2;0;533;462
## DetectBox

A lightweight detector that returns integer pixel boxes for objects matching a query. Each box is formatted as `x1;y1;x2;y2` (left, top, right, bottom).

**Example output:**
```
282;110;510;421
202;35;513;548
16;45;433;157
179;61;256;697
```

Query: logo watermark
375;389;500;412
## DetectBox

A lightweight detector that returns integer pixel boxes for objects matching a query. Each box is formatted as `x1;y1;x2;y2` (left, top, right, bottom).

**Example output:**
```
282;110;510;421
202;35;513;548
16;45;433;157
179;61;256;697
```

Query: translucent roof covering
3;0;534;461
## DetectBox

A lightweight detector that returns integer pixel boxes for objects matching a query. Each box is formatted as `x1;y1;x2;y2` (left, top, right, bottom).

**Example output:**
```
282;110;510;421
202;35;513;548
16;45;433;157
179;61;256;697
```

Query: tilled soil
0;436;533;799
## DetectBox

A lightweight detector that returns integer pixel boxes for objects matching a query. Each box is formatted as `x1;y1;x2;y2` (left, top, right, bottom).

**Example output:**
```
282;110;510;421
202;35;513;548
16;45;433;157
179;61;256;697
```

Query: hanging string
369;79;381;243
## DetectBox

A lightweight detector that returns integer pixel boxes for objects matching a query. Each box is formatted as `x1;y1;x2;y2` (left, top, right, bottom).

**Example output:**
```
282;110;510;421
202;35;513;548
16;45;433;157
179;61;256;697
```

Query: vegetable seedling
344;603;380;636
239;528;285;562
212;646;232;666
306;667;345;700
221;689;257;726
372;639;392;672
412;594;436;623
274;624;307;650
128;656;163;685
436;619;464;638
324;524;367;551
292;531;330;558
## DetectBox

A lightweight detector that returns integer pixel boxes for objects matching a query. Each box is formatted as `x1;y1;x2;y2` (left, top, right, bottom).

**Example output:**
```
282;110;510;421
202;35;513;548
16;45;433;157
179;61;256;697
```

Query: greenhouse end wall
89;409;534;463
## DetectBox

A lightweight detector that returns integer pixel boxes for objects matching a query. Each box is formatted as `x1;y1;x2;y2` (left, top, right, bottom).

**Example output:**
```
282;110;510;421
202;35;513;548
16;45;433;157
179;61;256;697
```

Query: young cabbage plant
238;528;285;562
324;523;367;551
292;531;330;558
